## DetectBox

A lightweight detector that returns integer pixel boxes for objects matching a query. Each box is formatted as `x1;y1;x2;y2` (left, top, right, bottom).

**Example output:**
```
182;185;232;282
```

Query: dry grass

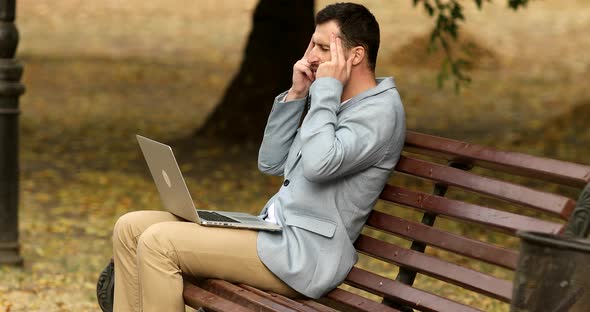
1;0;589;311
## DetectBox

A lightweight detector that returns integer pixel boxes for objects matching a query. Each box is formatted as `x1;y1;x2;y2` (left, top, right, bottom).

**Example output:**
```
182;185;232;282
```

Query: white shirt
265;150;300;224
265;202;278;224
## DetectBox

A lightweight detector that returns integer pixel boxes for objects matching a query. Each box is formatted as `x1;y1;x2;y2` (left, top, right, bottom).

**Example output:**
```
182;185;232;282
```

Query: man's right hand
285;39;315;101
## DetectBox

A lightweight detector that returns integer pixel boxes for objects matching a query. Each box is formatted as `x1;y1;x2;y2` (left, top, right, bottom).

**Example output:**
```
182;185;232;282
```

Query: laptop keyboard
197;211;241;223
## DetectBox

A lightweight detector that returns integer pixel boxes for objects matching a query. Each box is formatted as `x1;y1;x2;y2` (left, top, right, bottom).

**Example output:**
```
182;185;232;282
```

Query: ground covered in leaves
1;1;590;311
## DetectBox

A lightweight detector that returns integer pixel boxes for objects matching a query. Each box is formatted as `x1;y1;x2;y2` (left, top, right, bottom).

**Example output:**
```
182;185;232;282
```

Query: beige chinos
112;210;299;312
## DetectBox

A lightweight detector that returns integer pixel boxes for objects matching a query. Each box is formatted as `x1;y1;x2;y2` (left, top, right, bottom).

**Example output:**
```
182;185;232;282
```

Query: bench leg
385;162;472;311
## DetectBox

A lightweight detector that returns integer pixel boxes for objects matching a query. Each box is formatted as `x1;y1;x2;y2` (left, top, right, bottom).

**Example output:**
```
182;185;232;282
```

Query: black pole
0;0;25;266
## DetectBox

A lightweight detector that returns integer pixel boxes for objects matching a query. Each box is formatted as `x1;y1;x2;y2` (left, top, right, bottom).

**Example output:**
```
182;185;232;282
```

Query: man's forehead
311;33;328;45
313;21;341;43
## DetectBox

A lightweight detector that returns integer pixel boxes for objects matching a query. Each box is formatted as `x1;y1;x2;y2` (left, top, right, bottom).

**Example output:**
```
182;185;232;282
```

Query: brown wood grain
200;279;300;312
296;299;341;312
354;235;513;302
395;156;576;219
404;131;590;188
321;288;402;312
238;284;325;312
366;210;519;269
183;281;253;312
345;268;483;312
379;185;564;234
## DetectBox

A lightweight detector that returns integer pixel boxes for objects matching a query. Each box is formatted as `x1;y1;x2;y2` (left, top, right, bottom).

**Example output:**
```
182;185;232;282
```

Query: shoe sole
97;259;115;312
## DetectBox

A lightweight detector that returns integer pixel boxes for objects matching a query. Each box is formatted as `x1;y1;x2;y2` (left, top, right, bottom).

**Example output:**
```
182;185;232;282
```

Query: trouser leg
112;210;181;312
137;221;299;312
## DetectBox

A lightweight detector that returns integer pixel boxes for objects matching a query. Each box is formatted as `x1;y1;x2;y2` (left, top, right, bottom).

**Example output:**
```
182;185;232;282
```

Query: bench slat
345;267;483;312
355;235;513;302
321;288;401;312
396;156;576;218
182;282;252;312
238;284;327;312
201;279;300;312
380;185;564;234
404;131;590;188
366;210;519;269
296;299;340;312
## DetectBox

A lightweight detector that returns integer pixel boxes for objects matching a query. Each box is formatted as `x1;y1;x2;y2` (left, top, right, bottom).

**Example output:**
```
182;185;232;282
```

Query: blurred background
1;0;589;311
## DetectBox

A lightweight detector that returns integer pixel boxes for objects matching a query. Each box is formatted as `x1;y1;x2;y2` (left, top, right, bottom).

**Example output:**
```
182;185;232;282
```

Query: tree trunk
197;0;315;143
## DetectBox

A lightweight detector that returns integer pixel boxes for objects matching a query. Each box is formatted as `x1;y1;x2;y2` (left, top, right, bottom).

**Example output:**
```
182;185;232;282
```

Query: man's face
308;21;347;73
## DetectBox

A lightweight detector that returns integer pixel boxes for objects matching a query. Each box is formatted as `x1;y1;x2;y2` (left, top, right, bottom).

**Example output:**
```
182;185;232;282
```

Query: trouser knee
112;211;145;250
136;222;178;265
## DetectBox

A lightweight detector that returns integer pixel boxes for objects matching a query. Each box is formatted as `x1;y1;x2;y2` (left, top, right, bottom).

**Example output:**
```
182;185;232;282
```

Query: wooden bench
182;131;590;312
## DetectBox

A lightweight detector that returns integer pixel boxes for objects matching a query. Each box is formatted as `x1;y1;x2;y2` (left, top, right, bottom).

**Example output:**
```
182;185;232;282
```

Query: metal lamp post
0;0;25;266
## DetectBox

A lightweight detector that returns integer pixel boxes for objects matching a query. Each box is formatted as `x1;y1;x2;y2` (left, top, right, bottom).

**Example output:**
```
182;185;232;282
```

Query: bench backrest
345;131;590;312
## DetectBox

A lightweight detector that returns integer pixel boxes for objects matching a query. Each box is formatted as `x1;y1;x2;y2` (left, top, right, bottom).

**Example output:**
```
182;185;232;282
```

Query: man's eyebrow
313;41;329;49
312;36;329;47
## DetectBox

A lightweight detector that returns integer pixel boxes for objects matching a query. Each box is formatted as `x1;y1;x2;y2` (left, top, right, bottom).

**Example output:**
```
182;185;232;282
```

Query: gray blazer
257;77;405;299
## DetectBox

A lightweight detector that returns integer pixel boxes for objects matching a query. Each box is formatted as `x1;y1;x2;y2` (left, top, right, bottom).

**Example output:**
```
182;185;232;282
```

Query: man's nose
307;49;320;63
308;54;320;65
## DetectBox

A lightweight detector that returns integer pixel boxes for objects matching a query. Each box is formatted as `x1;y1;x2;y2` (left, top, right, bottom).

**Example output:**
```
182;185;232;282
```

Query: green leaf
508;0;529;10
451;3;465;20
424;1;435;16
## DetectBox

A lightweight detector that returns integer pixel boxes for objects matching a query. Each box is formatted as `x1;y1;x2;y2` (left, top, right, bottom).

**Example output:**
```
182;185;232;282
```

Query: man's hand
316;34;353;86
285;39;315;101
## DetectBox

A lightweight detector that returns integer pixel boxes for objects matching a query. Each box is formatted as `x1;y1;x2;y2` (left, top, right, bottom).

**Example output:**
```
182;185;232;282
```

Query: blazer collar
340;77;396;112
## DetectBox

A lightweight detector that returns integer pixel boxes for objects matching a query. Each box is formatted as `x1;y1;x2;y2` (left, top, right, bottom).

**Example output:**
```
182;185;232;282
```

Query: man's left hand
315;33;354;86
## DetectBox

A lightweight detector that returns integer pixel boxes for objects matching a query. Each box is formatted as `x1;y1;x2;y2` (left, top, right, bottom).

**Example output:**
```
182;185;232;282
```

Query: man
256;2;405;298
100;3;405;312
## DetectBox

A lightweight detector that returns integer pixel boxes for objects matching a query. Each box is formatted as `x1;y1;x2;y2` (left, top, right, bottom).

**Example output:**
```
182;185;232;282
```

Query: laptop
136;135;281;232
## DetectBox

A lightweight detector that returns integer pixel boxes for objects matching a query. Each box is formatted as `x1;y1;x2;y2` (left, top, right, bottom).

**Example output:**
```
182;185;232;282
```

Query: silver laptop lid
136;135;200;223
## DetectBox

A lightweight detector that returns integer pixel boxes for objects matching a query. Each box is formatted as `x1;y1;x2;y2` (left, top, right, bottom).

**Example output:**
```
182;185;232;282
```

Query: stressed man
256;2;405;298
103;3;405;312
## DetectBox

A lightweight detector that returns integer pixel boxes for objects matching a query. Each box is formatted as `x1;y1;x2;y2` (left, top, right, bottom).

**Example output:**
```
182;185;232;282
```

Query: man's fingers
346;51;354;77
330;33;338;63
302;67;315;81
296;59;310;68
294;59;311;72
294;62;315;81
303;37;314;59
336;37;345;64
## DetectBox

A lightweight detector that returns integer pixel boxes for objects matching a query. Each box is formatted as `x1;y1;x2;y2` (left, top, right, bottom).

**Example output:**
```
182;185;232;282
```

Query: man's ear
351;47;365;66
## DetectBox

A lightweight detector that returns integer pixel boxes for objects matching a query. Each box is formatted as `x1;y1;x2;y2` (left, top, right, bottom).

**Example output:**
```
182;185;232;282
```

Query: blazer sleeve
258;91;307;176
300;77;396;183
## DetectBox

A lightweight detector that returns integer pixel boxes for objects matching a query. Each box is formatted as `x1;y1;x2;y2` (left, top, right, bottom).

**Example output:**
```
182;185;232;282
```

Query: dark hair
316;3;380;71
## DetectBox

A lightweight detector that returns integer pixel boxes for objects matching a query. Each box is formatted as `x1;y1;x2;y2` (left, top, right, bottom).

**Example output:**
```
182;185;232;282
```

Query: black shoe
97;259;115;312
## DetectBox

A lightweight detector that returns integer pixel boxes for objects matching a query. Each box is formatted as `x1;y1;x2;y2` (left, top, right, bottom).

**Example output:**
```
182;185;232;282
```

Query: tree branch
414;0;530;91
